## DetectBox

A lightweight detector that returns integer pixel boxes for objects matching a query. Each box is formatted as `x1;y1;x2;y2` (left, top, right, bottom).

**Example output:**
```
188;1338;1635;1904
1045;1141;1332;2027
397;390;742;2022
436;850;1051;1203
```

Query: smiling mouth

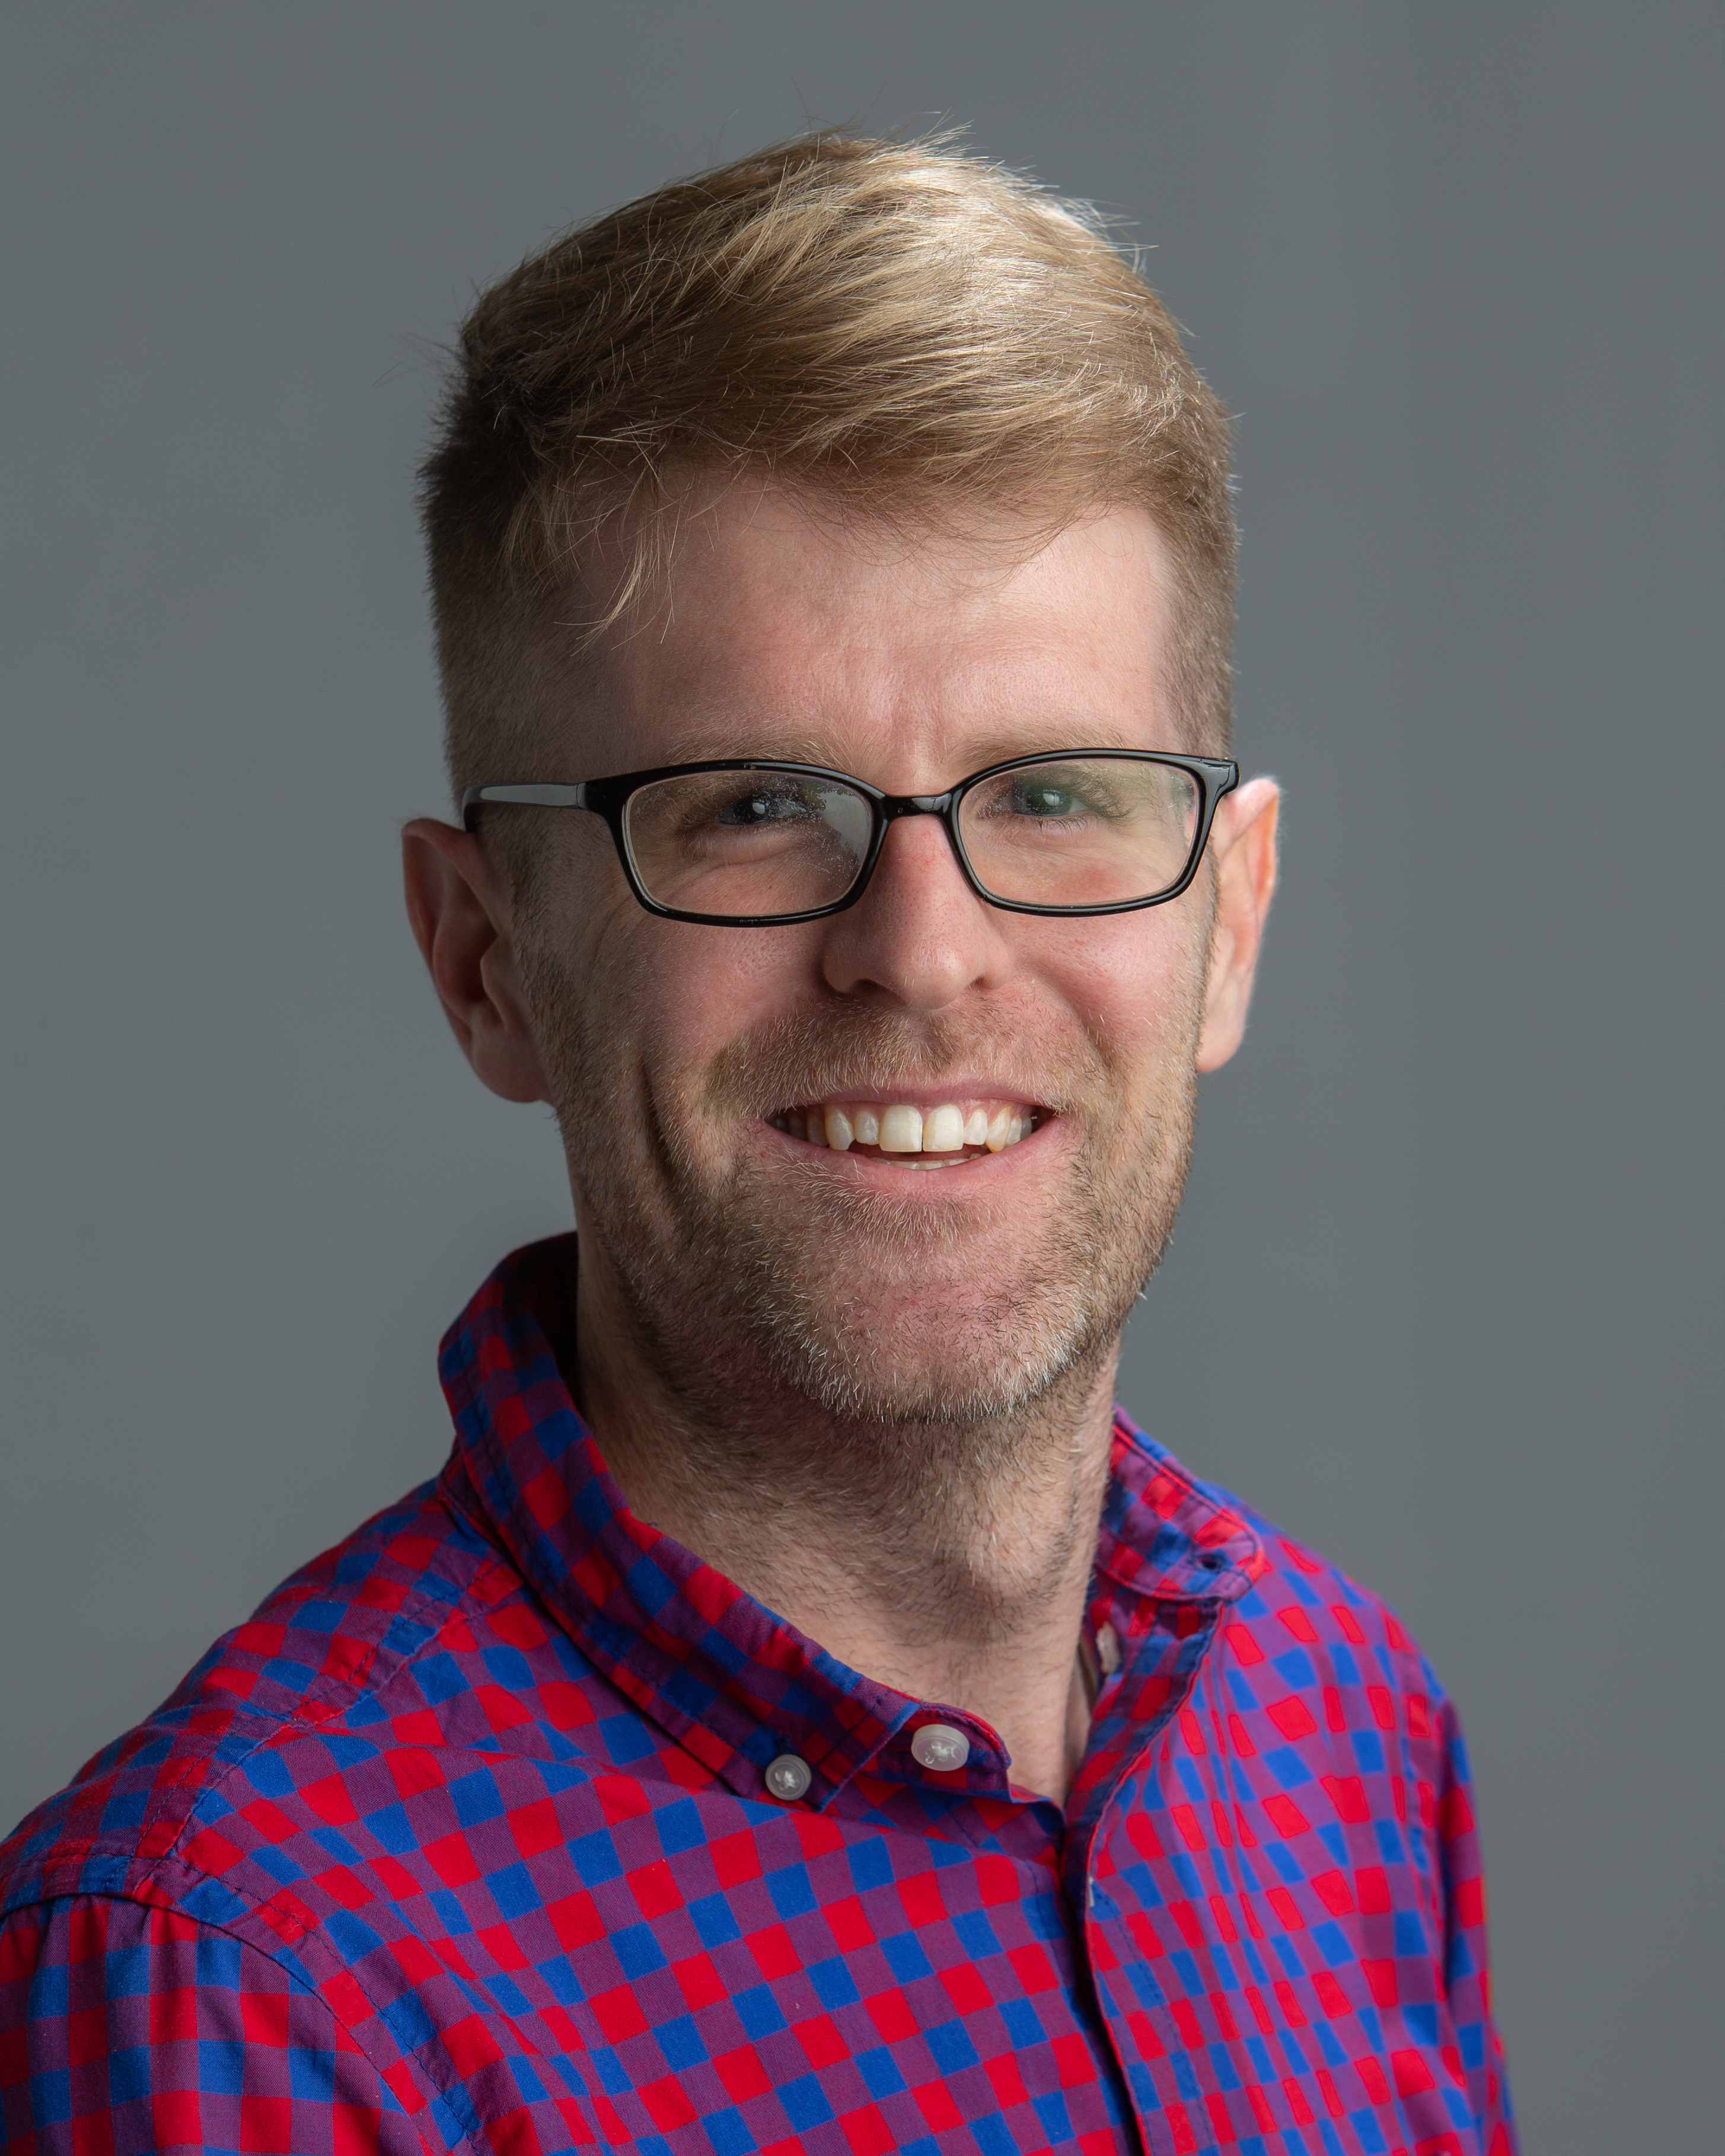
769;1099;1042;1169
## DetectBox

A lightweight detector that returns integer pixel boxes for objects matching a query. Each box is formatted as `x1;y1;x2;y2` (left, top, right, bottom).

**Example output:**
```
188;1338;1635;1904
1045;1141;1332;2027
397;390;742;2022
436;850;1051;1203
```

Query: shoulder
0;1892;434;2152
1115;1415;1461;1799
1226;1498;1445;1726
0;1474;619;2149
1118;1417;1445;1695
0;1472;531;1929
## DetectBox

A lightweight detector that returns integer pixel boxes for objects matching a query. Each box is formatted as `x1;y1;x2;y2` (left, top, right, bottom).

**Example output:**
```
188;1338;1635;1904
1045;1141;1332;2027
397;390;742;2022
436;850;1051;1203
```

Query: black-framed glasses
462;749;1239;926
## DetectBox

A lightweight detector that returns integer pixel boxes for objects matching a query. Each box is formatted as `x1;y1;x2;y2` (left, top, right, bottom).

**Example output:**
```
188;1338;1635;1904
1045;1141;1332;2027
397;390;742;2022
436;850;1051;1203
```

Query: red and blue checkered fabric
1;1238;1515;2155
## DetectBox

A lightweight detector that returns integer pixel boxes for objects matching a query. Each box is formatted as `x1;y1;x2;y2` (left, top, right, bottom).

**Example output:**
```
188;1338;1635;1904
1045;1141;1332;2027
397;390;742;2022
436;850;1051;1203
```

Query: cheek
1038;906;1210;1069
584;914;824;1074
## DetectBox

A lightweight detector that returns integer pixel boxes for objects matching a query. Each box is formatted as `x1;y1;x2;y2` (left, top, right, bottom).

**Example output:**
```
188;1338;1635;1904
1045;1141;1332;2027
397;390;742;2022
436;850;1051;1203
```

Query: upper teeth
880;1104;924;1152
778;1101;1034;1154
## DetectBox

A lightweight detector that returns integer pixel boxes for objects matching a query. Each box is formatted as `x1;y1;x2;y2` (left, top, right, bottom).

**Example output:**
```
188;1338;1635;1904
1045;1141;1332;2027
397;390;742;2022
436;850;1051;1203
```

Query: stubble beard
521;932;1203;1619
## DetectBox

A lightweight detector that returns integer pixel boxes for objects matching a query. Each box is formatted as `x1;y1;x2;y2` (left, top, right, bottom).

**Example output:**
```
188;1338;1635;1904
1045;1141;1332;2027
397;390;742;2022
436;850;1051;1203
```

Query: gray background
2;4;1718;2147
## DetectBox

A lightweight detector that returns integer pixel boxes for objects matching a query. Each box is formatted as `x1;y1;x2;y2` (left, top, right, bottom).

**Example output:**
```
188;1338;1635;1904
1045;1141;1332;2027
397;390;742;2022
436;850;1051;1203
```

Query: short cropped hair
422;132;1237;799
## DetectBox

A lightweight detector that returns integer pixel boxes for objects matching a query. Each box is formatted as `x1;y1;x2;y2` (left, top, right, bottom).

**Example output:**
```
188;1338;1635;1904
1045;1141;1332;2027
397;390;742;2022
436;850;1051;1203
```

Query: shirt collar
437;1236;1262;1811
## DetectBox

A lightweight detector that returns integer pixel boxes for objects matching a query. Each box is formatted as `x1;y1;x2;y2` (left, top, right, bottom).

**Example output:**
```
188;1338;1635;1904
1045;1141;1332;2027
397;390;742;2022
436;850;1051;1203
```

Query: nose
817;810;1011;1010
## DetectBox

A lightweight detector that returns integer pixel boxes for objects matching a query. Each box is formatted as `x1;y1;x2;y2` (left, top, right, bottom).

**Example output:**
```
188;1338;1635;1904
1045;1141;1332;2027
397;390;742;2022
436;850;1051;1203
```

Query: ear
1195;777;1280;1073
402;819;551;1104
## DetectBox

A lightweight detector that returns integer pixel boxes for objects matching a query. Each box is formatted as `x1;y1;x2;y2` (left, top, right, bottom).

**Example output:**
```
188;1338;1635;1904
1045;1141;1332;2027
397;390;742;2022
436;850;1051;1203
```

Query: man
0;135;1514;2156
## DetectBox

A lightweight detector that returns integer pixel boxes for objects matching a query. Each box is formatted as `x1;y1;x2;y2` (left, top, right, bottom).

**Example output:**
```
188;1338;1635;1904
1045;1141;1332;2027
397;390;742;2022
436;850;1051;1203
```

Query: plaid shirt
0;1238;1514;2155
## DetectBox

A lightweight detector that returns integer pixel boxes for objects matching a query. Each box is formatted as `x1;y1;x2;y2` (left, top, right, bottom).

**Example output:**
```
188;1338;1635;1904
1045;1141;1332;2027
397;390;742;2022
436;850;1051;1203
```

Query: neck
570;1247;1118;1804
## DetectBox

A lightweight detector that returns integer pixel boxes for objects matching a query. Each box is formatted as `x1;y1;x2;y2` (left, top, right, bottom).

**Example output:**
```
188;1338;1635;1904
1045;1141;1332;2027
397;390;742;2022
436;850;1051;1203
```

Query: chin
753;1263;1111;1426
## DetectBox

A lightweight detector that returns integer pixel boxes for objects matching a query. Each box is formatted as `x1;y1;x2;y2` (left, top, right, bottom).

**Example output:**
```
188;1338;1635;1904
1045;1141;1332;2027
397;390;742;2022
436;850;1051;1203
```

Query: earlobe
401;819;552;1105
1195;778;1280;1073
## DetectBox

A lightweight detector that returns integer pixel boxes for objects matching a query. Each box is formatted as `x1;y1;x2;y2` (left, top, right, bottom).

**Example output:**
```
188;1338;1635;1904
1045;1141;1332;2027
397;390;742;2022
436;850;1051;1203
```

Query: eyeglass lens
958;759;1200;912
620;757;1203;919
623;771;874;918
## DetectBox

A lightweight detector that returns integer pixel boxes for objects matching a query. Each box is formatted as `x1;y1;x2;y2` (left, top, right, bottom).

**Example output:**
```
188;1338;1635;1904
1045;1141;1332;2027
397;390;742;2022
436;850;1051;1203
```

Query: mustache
694;1003;1109;1119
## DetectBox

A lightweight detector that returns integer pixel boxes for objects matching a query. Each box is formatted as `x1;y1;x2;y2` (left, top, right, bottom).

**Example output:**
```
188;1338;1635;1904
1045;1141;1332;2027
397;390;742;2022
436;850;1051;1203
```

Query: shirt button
764;1753;812;1801
910;1723;970;1772
1096;1621;1122;1676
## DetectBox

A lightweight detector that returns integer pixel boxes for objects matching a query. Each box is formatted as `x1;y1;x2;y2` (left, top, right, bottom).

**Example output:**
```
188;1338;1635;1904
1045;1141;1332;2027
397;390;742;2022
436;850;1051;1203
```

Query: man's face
463;487;1268;1425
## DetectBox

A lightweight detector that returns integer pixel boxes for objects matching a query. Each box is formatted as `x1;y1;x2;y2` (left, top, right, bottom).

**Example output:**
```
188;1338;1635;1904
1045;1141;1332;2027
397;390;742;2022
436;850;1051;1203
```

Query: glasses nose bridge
879;790;957;821
866;788;969;893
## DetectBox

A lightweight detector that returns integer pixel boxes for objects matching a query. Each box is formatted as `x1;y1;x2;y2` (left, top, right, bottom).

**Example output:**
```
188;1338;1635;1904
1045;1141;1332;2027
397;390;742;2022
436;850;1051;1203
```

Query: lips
770;1098;1040;1166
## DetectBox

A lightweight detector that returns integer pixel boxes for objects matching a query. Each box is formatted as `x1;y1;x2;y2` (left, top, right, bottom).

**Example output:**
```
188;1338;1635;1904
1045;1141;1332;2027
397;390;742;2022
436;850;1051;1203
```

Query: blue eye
1014;782;1082;817
713;786;818;826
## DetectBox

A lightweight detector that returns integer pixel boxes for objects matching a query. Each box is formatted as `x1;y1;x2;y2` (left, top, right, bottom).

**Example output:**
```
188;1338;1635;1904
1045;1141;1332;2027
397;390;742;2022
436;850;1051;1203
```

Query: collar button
910;1723;971;1772
764;1753;812;1801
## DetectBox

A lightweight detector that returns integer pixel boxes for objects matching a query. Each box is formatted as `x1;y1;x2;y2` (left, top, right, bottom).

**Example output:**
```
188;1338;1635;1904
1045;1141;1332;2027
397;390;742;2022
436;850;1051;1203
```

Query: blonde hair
422;132;1237;798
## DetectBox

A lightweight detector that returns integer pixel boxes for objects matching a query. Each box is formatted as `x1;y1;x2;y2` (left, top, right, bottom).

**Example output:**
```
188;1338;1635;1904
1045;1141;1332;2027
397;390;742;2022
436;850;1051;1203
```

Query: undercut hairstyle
421;132;1238;806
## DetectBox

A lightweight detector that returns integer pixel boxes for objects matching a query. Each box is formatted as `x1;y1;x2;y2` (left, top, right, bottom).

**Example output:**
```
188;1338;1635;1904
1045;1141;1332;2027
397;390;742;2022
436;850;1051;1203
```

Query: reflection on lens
958;757;1200;907
624;770;873;916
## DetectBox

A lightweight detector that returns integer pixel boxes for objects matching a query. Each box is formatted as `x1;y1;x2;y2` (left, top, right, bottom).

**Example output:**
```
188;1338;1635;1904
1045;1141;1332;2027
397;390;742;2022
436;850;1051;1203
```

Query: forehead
573;484;1178;779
